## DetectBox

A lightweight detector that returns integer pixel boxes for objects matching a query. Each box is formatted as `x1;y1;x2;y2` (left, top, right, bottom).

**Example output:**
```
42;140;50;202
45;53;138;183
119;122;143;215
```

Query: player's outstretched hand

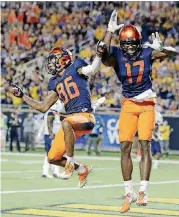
11;84;24;98
107;10;124;33
144;32;163;51
96;41;107;57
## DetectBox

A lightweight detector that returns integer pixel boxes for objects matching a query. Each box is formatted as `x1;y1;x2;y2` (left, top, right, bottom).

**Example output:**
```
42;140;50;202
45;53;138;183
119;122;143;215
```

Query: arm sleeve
80;56;102;76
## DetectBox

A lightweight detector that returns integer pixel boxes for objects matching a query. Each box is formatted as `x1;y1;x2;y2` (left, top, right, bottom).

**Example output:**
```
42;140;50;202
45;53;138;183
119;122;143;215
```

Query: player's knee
47;151;63;164
62;120;72;132
139;140;150;153
47;152;55;164
48;158;55;164
120;141;132;155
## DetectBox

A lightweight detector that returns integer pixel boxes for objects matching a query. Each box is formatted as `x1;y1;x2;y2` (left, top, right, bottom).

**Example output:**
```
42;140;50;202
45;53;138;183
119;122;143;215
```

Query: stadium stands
1;1;179;114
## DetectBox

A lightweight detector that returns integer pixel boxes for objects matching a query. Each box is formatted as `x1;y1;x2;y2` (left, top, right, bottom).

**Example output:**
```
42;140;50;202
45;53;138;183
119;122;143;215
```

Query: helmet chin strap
124;45;142;59
57;59;71;76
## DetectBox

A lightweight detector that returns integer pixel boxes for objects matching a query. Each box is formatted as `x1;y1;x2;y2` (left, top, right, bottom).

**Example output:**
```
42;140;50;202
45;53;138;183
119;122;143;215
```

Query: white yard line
1;180;179;195
1;152;179;164
1;170;41;174
1;167;119;174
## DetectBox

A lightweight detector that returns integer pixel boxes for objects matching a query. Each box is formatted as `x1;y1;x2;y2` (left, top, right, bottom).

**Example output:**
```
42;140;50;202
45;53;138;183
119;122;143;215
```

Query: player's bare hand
96;41;107;57
144;32;163;51
11;84;24;98
107;10;124;33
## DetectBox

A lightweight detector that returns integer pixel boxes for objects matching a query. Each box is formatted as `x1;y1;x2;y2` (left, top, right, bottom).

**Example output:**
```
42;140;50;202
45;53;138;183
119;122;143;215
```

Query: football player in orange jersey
11;45;105;187
98;10;179;213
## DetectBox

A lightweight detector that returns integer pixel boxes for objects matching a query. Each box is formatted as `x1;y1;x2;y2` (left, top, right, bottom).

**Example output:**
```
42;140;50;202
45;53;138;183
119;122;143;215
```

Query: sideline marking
56;204;179;216
148;197;179;205
1;180;179;194
7;209;131;217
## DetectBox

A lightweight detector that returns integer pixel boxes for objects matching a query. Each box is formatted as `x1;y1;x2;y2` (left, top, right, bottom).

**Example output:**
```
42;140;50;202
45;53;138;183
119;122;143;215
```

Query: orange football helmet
45;47;72;75
119;25;142;58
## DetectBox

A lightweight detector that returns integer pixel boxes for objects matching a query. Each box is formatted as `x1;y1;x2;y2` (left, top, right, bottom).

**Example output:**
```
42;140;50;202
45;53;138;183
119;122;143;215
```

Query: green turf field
1;152;179;217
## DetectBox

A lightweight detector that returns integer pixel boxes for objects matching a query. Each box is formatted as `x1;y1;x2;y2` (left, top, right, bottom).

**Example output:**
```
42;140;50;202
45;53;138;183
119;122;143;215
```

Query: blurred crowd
1;1;179;114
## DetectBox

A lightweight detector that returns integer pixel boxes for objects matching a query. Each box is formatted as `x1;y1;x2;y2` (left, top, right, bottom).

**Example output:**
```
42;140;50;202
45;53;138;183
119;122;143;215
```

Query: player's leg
87;136;93;155
9;131;14;152
153;140;161;169
59;113;95;179
42;155;52;178
42;135;53;178
62;116;95;159
60;122;94;179
119;107;138;213
94;136;100;155
61;120;75;158
24;132;28;152
96;135;102;155
47;129;84;168
52;165;60;178
30;133;35;151
48;127;92;187
16;130;21;152
131;133;138;157
151;139;156;158
164;140;169;157
26;133;30;151
137;104;155;206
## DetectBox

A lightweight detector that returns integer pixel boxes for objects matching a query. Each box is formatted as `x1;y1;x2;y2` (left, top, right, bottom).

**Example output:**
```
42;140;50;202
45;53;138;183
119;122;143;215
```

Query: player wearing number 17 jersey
100;10;179;213
11;46;103;187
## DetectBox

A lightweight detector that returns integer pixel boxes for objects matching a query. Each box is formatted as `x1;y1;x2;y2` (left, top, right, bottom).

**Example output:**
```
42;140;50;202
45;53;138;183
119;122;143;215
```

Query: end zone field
1;152;179;217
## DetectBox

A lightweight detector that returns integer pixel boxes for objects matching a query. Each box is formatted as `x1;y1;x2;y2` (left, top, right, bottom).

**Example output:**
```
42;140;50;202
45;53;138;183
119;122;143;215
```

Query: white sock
139;180;149;193
67;156;74;163
124;180;133;196
154;160;159;167
50;164;56;173
76;164;85;174
42;156;50;176
53;165;60;176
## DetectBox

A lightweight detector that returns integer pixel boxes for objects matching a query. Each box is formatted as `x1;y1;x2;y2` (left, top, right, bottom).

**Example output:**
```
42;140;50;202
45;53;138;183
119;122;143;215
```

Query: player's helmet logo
119;25;142;58
45;47;72;75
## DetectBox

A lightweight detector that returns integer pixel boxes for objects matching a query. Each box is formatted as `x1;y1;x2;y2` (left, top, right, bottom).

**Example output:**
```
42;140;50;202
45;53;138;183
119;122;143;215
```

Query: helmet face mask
120;40;141;58
45;54;60;76
119;25;142;59
45;47;72;76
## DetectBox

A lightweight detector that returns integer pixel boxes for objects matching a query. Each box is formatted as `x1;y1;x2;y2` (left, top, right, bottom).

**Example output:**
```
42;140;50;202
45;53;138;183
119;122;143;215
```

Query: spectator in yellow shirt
94;25;105;40
160;120;173;157
29;82;40;100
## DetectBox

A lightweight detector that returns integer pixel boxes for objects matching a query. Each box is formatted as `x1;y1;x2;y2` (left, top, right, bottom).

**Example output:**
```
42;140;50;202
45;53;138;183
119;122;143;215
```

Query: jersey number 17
125;60;144;84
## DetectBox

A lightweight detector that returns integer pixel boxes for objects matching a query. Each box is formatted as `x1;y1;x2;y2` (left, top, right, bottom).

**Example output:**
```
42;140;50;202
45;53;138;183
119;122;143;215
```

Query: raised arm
145;32;179;61
101;10;124;67
78;55;102;77
11;84;58;113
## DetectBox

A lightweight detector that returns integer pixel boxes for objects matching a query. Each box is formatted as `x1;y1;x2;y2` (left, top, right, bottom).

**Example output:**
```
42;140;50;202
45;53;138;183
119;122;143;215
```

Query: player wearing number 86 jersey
100;10;179;213
48;57;93;114
11;46;103;186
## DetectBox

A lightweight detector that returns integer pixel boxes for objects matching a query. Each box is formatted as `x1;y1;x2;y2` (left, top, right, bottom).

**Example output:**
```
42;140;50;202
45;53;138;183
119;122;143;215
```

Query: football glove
11;84;24;98
107;10;124;33
96;41;107;57
144;32;163;51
